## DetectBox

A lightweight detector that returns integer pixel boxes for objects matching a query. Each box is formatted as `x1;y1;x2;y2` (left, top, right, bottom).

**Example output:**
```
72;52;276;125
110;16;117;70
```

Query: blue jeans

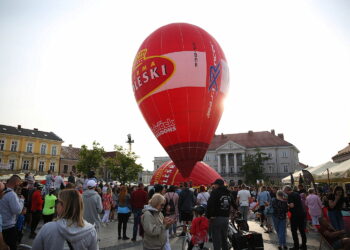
273;216;286;247
328;210;344;230
133;209;142;239
168;221;177;235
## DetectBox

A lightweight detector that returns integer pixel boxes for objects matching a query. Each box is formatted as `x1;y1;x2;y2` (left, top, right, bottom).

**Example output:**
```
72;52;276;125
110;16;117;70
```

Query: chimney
17;125;21;130
278;133;284;140
248;130;253;135
69;144;72;147
34;128;38;131
271;129;275;135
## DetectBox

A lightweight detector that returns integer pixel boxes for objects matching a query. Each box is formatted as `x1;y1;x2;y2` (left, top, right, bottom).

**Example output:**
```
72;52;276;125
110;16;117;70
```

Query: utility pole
126;134;134;152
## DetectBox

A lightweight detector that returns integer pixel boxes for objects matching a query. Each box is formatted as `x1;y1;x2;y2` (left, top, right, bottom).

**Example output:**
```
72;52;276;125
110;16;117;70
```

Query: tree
105;145;143;184
77;141;105;175
242;149;270;185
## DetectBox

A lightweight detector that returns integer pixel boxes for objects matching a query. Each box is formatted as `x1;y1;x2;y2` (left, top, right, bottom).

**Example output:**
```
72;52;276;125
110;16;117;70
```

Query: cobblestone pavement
21;217;321;250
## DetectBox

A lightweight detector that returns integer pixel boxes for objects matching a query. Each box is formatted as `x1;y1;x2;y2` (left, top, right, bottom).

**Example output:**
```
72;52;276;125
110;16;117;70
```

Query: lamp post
126;134;134;152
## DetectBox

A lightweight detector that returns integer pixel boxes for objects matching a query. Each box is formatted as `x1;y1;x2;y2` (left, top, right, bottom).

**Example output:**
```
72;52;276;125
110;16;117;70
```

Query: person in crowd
237;184;251;222
284;185;307;250
319;217;350;249
178;182;196;236
164;185;179;238
196;186;210;207
83;171;97;190
0;175;24;250
298;185;307;194
305;188;322;229
42;188;57;224
117;185;131;240
272;190;289;250
54;173;65;192
68;171;75;184
30;183;43;239
16;207;26;244
0;181;9;250
25;173;35;190
188;205;209;250
257;186;271;228
250;187;257;198
101;187;113;225
248;196;259;220
130;183;148;241
328;186;345;230
75;174;84;187
32;189;98;250
207;178;234;250
45;170;54;195
82;180;103;232
141;193;174;250
264;200;274;233
110;187;118;222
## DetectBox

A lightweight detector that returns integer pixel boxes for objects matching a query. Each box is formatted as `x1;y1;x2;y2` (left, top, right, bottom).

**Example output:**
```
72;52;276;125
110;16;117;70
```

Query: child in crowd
188;205;208;250
16;207;26;244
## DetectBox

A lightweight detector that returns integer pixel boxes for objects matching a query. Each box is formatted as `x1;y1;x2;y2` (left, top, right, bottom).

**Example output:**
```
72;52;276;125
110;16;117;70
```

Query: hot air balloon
151;161;223;187
132;23;229;177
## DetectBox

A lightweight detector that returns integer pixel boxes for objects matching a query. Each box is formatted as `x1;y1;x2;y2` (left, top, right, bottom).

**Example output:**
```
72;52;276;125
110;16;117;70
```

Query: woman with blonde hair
141;193;174;250
116;185;131;240
102;187;113;225
32;189;98;250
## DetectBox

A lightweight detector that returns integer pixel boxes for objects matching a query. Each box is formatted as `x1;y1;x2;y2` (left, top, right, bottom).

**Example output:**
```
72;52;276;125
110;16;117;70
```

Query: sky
1;0;349;171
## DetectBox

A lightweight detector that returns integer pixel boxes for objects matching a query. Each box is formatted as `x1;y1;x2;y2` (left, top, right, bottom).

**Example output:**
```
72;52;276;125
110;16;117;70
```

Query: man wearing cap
83;180;103;231
207;178;234;250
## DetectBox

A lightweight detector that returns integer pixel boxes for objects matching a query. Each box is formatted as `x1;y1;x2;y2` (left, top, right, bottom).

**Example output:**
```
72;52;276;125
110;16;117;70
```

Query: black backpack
166;194;176;215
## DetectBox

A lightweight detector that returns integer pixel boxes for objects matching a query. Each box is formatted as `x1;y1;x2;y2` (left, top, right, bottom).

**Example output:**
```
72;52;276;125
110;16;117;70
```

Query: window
39;161;45;172
51;146;57;156
63;165;68;173
283;165;289;173
230;166;235;173
269;165;273;173
282;151;287;158
9;159;15;170
41;144;47;155
205;155;210;161
11;141;18;152
236;153;243;166
27;143;33;153
50;162;55;172
72;166;76;173
23;160;29;170
0;140;4;151
268;153;272;158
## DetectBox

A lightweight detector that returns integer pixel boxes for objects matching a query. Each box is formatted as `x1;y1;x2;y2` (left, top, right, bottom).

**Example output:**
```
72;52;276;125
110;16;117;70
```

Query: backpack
219;193;232;211
166;193;176;215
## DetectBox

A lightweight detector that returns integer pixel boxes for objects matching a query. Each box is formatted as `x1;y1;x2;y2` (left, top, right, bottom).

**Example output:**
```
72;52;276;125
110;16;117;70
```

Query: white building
138;170;153;185
153;130;300;184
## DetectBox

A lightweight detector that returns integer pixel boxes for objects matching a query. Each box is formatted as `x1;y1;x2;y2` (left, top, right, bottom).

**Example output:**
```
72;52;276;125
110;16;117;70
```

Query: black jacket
178;188;196;212
207;186;234;218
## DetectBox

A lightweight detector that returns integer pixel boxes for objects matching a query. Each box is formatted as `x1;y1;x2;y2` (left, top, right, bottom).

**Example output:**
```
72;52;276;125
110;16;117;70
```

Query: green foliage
77;141;105;175
242;149;270;184
105;145;143;184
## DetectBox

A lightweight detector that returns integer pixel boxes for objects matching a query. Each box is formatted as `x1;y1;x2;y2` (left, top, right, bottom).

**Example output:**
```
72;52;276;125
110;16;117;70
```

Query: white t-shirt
197;192;210;205
54;176;65;190
237;189;251;207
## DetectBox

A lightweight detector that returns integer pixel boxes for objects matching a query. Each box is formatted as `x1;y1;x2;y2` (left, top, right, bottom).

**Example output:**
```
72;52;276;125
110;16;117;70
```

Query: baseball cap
87;180;97;188
212;178;224;186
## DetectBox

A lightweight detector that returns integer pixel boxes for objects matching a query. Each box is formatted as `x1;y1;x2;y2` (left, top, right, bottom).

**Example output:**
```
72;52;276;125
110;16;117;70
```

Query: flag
302;169;315;185
299;173;304;184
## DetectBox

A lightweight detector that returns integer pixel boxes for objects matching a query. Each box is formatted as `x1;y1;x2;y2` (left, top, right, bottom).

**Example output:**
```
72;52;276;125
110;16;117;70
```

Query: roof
60;146;81;160
332;143;350;160
299;162;309;169
0;124;63;142
208;131;294;150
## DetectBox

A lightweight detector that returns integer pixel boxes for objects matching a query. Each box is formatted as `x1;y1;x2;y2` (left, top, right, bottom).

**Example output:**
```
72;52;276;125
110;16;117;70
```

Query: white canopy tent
281;161;339;184
316;159;350;180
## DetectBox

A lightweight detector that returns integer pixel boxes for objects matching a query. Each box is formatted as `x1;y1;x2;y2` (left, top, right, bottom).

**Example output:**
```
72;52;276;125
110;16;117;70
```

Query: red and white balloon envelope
132;23;229;177
150;161;223;187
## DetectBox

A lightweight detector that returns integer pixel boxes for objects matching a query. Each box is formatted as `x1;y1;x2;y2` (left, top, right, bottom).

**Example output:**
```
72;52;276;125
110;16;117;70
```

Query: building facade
0;124;63;174
153;130;300;183
59;145;80;174
332;143;350;163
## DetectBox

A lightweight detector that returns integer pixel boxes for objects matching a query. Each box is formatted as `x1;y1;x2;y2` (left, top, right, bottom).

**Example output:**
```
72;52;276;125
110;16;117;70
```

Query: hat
212;178;224;186
87;180;97;188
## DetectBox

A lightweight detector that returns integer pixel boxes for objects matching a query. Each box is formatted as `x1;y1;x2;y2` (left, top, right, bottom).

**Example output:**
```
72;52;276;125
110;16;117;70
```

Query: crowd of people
0;171;349;250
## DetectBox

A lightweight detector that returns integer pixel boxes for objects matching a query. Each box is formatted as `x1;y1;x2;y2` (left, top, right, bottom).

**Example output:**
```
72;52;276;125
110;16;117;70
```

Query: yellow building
0;124;63;174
